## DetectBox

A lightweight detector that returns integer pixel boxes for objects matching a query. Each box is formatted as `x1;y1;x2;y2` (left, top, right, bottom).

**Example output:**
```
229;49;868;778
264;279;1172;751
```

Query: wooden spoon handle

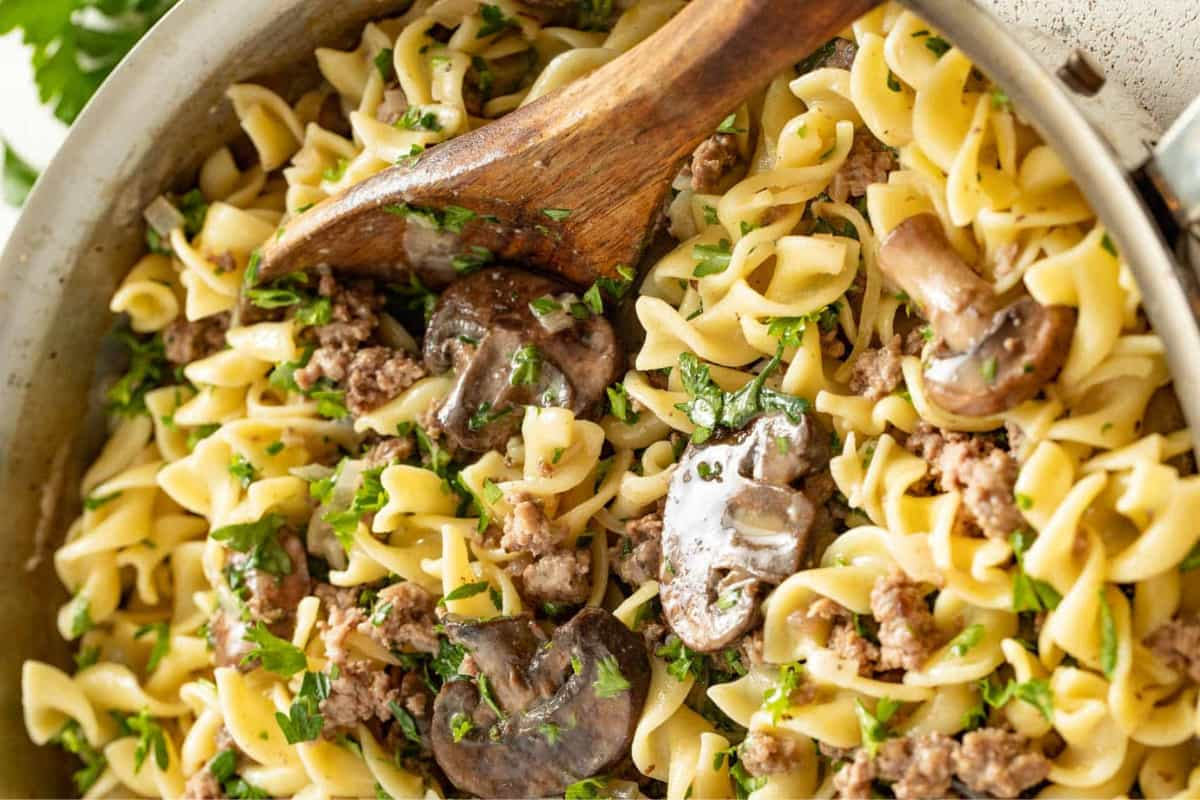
258;0;880;287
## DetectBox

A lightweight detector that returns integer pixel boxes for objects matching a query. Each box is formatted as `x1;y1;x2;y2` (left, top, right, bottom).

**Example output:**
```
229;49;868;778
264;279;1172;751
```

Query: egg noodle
21;1;1200;798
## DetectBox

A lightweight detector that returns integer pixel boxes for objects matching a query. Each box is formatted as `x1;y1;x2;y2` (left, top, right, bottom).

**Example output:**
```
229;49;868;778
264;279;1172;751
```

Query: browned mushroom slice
877;214;1075;416
423;267;622;452
430;608;650;798
660;413;827;653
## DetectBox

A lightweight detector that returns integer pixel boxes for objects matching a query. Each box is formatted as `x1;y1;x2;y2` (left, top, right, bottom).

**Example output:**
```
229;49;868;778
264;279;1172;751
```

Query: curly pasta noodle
22;2;1200;799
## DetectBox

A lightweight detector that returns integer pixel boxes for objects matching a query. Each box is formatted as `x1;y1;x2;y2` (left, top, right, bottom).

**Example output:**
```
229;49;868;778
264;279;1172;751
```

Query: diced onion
143;194;185;237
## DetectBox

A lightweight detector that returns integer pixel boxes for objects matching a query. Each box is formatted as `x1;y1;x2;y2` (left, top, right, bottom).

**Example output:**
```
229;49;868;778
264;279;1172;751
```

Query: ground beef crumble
501;493;565;556
499;493;593;606
954;729;1052;798
832;728;1047;800
797;597;879;675
295;345;426;416
319;659;402;733
610;511;663;587
517;548;592;605
1145;612;1200;682
740;730;804;776
906;422;1024;539
829;131;897;204
163;312;230;365
848;334;905;401
690;132;743;194
870;569;939;672
364;581;440;654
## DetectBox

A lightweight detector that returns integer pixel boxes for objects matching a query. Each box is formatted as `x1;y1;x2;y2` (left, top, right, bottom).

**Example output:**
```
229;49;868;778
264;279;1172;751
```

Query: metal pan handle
1145;96;1200;237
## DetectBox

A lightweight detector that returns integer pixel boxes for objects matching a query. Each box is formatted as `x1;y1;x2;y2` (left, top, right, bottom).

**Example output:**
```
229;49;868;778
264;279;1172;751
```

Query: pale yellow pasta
24;2;1200;798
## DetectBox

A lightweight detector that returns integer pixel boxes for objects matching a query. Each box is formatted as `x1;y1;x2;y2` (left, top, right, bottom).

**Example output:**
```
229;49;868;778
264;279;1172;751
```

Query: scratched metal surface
982;0;1200;128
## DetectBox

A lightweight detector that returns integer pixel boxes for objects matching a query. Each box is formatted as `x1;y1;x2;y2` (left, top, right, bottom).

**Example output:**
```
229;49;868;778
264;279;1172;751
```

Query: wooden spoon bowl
257;0;880;288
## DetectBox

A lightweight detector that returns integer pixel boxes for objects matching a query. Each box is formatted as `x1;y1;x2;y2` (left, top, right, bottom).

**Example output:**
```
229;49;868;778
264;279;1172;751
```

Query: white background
2;0;1199;249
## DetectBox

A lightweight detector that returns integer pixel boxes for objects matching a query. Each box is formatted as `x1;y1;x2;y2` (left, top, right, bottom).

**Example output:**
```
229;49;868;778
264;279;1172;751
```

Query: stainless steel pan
1;0;1196;793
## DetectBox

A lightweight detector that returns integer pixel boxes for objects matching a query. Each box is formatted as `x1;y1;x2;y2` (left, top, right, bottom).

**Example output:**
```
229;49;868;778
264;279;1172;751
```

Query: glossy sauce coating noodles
22;1;1200;798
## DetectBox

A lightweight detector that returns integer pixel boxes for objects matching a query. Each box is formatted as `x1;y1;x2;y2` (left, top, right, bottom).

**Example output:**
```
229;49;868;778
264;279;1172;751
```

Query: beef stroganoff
21;1;1200;798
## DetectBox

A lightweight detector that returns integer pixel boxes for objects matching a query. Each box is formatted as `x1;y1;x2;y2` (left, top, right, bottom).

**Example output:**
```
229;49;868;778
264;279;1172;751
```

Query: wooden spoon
257;0;880;288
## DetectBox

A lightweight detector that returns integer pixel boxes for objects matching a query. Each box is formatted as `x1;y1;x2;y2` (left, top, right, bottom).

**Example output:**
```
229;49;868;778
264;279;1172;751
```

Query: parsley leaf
948;623;984;657
53;720;107;793
593;655;631;698
125;709;169;772
693;239;733;277
211;513;293;578
467;401;514;431
0;0;179;125
542;207;572;221
979;675;1054;720
374;48;395;81
442;581;490;603
761;662;803;723
228;454;257;488
83;490;122;511
1098;589;1118;679
134;622;171;672
241;621;307;676
606;382;639;424
2;138;38;207
477;4;518;38
510;344;542;386
449;712;474;742
716;113;745;134
565;776;608;799
1009;531;1061;613
69;596;94;639
854;696;900;756
925;35;952;57
656;635;705;682
107;331;168;416
275;671;329;743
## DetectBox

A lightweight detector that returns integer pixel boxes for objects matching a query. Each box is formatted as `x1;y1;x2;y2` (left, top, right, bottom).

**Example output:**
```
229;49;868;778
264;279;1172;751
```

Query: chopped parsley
697;461;723;481
606;382;639;424
1010;530;1061;613
134;622;171;672
275;671;330;743
228;454;257;488
374;48;395;81
1101;233;1118;257
593;655;631;698
322;158;349;182
125;709;169;773
467;401;514;431
766;305;838;348
692;239;733;277
388;699;422;746
675;346;810;443
211;513;293;579
1098;589;1118;679
322;467;389;551
451;245;493;275
979;675;1054;720
948;623;984;657
442;581;490;603
477;4;518;38
53;720;108;793
762;662;804;724
886;70;901;92
854;696;900;756
83;491;122;511
990;87;1010;110
565;776;608;799
981;356;998;384
397;107;442;132
241;621;307;676
542;207;572;221
656;636;705;682
3;137;38;207
450;712;474;742
925;35;952;57
106;331;168;416
716;113;745;134
510;344;542;386
69;596;94;639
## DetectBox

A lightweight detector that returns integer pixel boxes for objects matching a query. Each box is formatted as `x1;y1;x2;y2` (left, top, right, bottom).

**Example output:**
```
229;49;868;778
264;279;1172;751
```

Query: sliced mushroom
430;608;650;798
877;214;1076;416
660;413;828;653
423;267;621;452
